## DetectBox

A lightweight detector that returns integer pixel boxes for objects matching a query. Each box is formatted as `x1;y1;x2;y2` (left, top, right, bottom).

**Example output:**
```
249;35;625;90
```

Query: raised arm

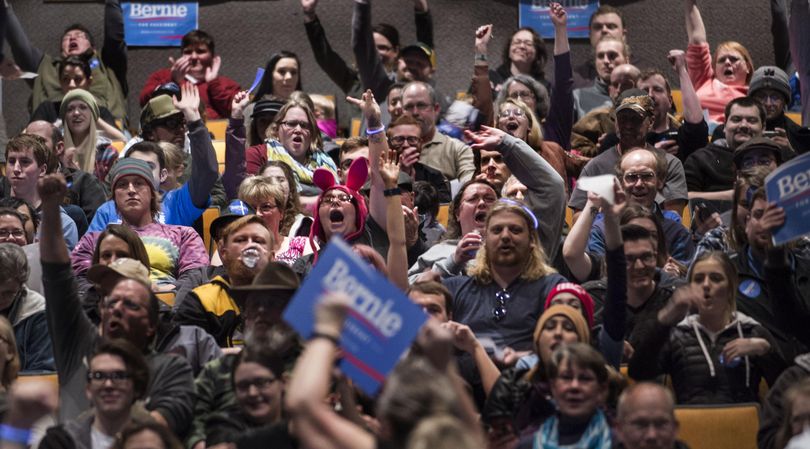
669;50;703;124
379;149;409;290
286;294;376;449
3;3;43;73
470;24;495;126
468;126;566;261
102;0;128;96
443;321;501;396
546;3;575;149
346;90;387;232
684;0;707;45
563;197;597;282
352;0;393;100
177;83;218;208
302;0;358;94
223;90;250;199
413;0;434;49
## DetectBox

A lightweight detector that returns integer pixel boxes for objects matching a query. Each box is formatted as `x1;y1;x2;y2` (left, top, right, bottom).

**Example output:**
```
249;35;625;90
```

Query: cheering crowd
0;0;808;449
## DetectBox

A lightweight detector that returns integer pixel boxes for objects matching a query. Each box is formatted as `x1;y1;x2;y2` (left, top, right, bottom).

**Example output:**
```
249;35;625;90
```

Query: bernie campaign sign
766;151;810;245
283;238;428;394
519;0;600;39
123;3;198;47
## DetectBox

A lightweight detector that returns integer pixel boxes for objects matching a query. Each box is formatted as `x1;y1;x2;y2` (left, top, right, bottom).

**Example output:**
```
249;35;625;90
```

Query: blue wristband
366;126;385;135
0;425;31;445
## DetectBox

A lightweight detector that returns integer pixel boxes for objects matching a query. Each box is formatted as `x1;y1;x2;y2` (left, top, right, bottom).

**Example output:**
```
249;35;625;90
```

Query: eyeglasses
280;120;311;131
256;202;279;214
154;116;186;130
625;252;657;266
622;172;656;184
104;296;145;312
498;108;526;118
0;229;25;239
321;193;353;205
511;39;533;47
507;91;535;101
493;290;509;321
235;376;277;393
389;135;421;147
403;102;432;112
742;156;775;169
753;92;783;103
87;370;131;384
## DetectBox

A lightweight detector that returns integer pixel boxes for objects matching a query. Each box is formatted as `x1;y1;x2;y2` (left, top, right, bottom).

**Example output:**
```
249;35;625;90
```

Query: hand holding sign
283;238;428;393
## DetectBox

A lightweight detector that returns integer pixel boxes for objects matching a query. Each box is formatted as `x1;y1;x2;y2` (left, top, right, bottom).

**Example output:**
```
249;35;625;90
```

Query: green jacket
33;52;128;123
186;354;239;449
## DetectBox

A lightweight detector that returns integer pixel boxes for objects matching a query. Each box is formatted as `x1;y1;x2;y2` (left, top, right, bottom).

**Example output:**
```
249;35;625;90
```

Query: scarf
532;409;612;449
264;139;336;186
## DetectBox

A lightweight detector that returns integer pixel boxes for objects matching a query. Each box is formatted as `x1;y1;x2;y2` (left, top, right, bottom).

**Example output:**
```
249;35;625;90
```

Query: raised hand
314;292;351;338
475;24;493;55
204;55;222;83
404;205;419;248
301;0;318;14
379;149;400;189
0;57;22;80
231;90;251;120
549;2;567;28
37;173;68;205
346;90;383;129
174;82;202;122
442;321;479;353
668;49;688;73
659;284;700;325
587;177;626;218
4;380;58;430
453;231;482;265
169;55;191;85
464;125;506;151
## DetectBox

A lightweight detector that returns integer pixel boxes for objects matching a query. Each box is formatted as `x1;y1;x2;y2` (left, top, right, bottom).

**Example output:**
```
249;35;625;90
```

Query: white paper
2;71;37;80
576;174;617;205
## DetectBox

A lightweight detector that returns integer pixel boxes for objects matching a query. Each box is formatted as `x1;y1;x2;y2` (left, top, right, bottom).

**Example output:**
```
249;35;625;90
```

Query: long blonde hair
467;199;556;283
61;89;101;173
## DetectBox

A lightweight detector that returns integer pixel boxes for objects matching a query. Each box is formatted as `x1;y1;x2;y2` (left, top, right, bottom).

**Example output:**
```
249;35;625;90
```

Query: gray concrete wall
2;0;774;134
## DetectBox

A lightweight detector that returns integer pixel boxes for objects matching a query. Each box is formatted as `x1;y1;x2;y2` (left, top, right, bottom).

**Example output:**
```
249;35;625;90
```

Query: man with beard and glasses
588;148;694;264
39;339;152;449
38;173;194;434
175;215;273;347
445;199;567;375
186;261;300;449
684;96;793;200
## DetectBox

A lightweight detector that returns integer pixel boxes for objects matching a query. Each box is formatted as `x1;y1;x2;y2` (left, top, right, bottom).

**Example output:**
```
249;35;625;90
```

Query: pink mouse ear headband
309;157;370;261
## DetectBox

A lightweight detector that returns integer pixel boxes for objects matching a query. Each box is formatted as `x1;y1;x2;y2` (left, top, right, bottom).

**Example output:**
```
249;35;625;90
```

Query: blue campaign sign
283;238;428;394
766;151;810;245
123;2;198;47
519;0;600;39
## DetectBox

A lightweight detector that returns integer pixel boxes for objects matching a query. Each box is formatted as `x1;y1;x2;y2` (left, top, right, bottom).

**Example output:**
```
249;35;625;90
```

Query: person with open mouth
245;100;337;210
629;251;784;405
684;0;753;125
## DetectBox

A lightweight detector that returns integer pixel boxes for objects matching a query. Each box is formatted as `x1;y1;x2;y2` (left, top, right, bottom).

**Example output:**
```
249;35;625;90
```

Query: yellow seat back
212;140;226;174
207;120;228;140
437;204;450;228
674;403;759;449
202;206;221;255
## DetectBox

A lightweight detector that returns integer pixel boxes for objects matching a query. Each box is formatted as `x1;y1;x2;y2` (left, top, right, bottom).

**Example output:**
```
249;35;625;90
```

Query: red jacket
139;68;241;120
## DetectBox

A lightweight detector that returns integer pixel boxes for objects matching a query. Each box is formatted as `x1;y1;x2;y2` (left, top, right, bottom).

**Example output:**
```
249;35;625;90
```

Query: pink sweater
686;43;748;124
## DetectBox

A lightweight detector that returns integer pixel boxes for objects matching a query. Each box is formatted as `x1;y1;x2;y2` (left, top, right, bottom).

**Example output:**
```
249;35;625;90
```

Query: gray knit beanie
749;66;791;102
